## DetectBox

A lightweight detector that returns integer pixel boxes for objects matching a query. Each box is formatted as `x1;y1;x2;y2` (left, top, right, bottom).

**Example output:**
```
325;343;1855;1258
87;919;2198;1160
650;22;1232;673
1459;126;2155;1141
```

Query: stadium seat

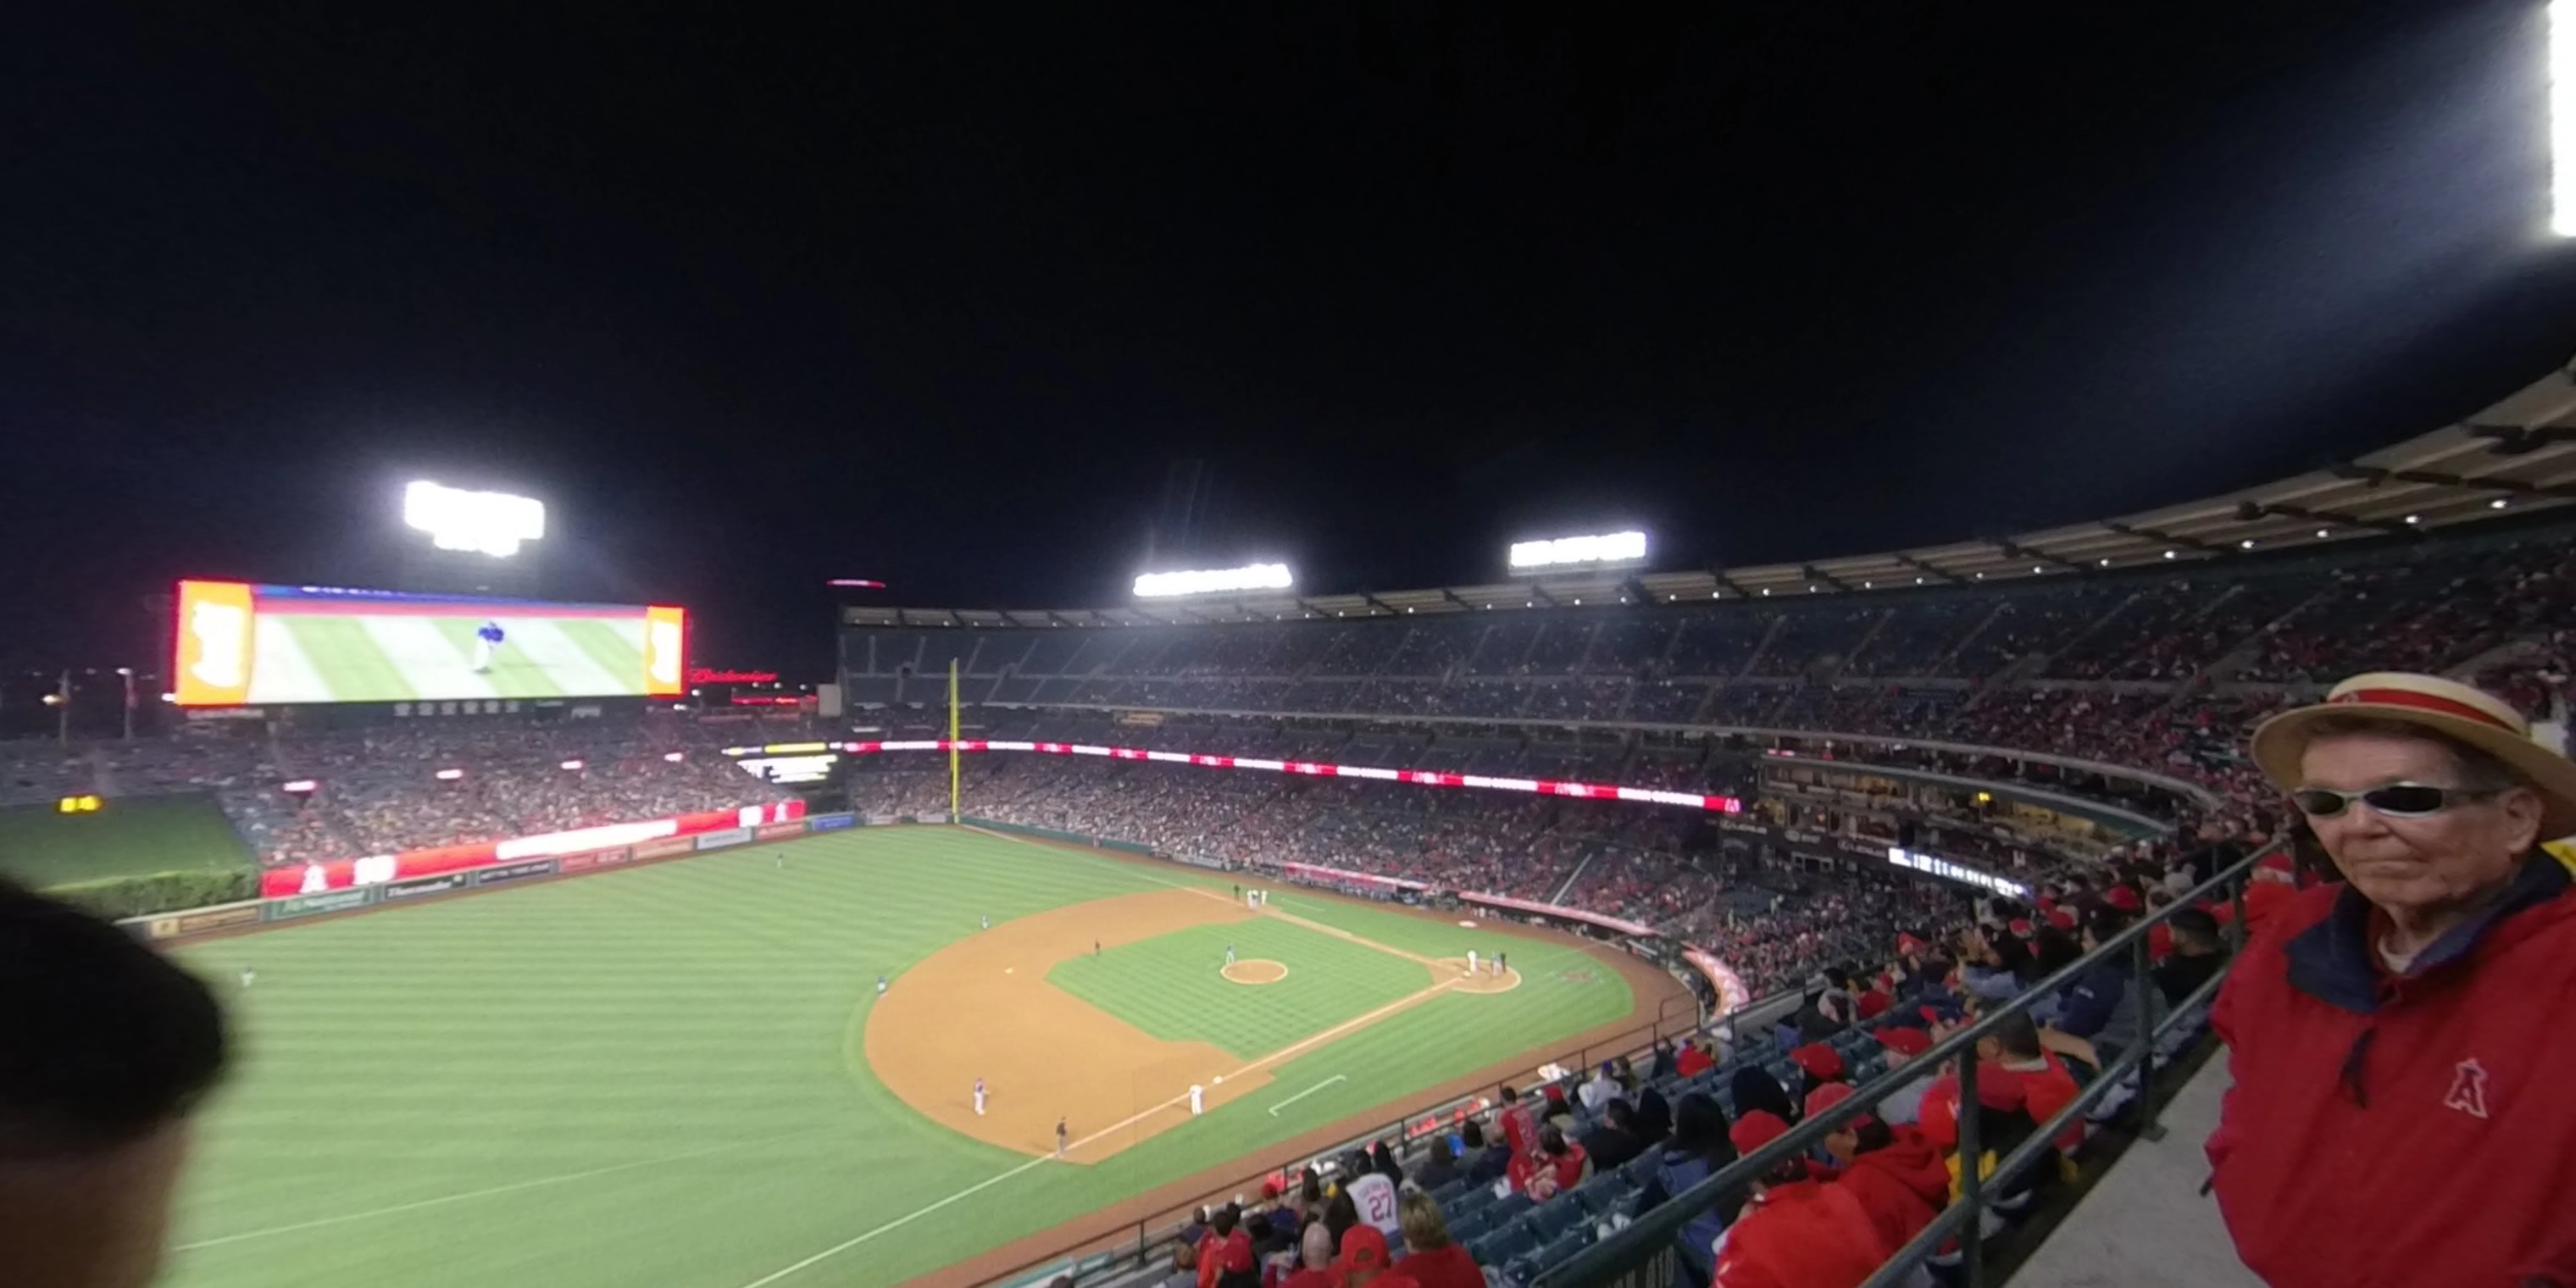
1486;1191;1534;1226
1471;1224;1537;1270
1507;1229;1594;1286
1446;1206;1500;1246
1450;1182;1500;1218
1525;1196;1586;1242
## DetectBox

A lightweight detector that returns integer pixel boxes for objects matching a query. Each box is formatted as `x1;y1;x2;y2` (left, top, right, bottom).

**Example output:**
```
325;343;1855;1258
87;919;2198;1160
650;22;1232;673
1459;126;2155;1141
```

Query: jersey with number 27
1346;1172;1401;1236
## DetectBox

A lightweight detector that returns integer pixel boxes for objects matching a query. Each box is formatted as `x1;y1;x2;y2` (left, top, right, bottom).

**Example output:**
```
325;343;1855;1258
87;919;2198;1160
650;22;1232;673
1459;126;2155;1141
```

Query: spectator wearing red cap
2211;674;2576;1285
1788;1041;1846;1093
1335;1224;1414;1288
1711;1111;1891;1288
2102;884;2144;913
1807;1083;1946;1256
1871;1027;1937;1127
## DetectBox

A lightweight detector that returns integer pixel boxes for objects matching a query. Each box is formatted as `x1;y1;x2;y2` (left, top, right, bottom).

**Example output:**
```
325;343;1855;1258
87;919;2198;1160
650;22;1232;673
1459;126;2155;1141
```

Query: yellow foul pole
947;659;961;821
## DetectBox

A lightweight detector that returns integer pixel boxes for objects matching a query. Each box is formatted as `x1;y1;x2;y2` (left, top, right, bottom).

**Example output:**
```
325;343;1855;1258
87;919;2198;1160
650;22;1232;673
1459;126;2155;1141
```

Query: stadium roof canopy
849;357;2576;628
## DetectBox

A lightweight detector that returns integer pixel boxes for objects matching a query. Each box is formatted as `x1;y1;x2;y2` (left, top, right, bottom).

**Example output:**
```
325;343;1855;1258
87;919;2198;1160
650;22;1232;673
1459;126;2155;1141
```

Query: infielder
980;914;991;931
876;974;888;997
1467;949;1479;974
1224;942;1236;967
238;965;256;991
470;619;506;674
1189;1084;1205;1116
1055;1118;1069;1158
974;1078;987;1116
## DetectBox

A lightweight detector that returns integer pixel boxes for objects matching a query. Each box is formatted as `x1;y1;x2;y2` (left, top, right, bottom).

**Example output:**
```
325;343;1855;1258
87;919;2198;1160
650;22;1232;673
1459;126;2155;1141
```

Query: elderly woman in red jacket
2210;672;2576;1288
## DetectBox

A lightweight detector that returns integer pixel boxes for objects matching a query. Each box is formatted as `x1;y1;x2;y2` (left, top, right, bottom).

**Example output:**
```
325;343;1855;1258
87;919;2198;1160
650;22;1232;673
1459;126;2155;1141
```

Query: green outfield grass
162;827;1640;1288
0;793;254;890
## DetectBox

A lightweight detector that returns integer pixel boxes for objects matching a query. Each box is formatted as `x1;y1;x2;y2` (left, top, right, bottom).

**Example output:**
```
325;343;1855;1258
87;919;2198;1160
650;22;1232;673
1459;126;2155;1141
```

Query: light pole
43;670;68;747
115;667;136;741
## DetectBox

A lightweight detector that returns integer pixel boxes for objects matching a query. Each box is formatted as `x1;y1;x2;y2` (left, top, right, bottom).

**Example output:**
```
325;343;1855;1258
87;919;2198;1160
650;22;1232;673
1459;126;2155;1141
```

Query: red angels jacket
2207;858;2576;1288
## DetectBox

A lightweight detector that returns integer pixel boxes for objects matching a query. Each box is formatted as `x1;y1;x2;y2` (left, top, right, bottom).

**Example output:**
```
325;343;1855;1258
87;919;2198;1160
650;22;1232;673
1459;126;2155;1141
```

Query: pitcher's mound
1434;958;1523;994
1221;958;1290;985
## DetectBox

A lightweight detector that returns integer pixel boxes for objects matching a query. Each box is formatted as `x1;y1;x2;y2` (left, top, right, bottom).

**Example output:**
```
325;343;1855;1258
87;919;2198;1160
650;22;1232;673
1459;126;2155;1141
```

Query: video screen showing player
175;582;686;705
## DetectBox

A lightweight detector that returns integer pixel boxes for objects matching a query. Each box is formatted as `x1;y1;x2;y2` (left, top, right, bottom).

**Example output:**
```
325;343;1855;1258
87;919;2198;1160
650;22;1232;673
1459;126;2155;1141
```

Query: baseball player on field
470;619;506;674
974;1078;987;1116
1224;942;1236;967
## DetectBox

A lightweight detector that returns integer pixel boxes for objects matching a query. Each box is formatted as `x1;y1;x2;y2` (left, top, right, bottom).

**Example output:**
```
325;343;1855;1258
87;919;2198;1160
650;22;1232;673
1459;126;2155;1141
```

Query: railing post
2229;870;2250;955
1958;1054;1985;1288
2130;931;2165;1141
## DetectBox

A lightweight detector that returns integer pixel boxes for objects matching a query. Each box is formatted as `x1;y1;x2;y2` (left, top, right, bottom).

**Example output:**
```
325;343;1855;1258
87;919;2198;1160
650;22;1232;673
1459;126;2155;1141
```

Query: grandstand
8;359;2573;1288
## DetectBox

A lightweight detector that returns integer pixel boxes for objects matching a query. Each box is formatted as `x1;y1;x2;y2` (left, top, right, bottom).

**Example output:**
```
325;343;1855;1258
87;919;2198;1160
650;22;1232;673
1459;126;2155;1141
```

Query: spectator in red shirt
1712;1111;1891;1288
2212;673;2576;1285
1674;1038;1715;1079
1278;1224;1335;1288
1807;1083;1946;1256
1393;1192;1481;1288
1334;1224;1413;1288
1496;1085;1540;1163
1506;1124;1588;1198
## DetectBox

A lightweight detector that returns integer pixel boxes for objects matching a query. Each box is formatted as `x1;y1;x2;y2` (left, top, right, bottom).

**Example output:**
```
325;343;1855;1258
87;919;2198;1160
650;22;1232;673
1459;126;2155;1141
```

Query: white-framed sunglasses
2289;781;2500;819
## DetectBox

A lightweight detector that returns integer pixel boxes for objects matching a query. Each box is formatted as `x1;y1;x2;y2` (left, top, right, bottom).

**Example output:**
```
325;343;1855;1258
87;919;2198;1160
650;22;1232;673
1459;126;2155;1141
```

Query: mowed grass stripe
281;615;417;702
164;828;1640;1288
430;617;569;698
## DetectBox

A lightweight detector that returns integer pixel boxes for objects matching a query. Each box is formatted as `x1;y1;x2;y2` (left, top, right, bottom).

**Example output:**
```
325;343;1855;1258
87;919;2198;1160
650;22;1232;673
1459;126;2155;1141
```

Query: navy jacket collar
2285;854;2571;1014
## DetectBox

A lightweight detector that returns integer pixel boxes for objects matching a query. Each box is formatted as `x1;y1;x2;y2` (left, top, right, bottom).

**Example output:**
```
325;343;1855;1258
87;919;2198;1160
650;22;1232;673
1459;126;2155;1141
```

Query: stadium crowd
1136;820;2268;1288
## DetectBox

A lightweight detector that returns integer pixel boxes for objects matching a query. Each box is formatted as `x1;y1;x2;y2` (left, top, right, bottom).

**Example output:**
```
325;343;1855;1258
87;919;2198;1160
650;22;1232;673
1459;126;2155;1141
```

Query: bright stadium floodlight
403;480;546;558
1131;563;1293;597
1507;530;1647;570
2556;0;2576;235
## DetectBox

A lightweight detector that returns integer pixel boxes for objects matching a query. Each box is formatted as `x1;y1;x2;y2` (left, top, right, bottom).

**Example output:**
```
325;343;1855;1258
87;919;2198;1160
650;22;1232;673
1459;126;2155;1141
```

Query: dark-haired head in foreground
1;879;228;1288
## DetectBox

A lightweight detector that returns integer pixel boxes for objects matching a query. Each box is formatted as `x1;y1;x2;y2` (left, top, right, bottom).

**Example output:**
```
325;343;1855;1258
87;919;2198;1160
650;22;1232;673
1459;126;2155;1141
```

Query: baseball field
163;824;1690;1288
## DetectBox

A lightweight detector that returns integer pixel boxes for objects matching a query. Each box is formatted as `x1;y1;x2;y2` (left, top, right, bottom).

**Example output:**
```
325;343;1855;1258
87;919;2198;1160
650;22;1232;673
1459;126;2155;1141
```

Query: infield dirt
865;884;1541;1161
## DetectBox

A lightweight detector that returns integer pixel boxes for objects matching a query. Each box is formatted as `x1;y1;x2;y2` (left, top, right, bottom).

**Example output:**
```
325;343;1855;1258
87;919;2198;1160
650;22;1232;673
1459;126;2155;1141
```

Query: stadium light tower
1508;530;1648;571
1132;563;1293;597
398;479;547;597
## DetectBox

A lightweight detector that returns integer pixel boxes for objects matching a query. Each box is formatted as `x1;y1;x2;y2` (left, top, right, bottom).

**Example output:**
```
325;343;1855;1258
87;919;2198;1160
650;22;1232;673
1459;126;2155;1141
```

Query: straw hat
2250;671;2576;838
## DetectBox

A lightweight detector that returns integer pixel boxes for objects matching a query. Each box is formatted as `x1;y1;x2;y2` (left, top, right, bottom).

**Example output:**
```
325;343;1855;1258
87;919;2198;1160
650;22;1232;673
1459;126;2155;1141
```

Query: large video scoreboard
174;581;687;707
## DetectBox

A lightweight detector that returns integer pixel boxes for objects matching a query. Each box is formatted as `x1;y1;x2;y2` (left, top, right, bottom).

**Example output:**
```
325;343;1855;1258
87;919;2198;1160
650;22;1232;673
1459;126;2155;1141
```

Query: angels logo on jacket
2441;1058;2491;1120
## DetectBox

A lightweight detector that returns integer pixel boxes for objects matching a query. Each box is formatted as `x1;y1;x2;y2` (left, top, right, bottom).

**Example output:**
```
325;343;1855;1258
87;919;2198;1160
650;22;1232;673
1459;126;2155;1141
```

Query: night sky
6;1;2573;680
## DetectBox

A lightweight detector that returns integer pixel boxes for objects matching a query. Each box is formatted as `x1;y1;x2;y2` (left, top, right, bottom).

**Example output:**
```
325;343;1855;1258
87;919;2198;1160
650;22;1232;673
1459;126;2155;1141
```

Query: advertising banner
1281;862;1428;892
258;802;805;896
755;820;806;841
474;858;558;886
1680;947;1752;1013
1459;891;1658;938
695;826;753;851
144;902;264;940
266;887;378;921
384;872;471;900
557;847;633;874
636;836;699;860
807;812;858;832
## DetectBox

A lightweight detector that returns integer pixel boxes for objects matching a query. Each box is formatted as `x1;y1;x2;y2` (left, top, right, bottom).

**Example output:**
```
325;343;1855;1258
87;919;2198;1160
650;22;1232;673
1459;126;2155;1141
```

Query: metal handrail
1535;847;2267;1288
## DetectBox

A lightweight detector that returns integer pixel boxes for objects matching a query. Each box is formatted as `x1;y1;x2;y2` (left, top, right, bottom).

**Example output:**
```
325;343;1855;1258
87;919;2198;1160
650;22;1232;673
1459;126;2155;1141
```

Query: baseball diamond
161;824;1686;1288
